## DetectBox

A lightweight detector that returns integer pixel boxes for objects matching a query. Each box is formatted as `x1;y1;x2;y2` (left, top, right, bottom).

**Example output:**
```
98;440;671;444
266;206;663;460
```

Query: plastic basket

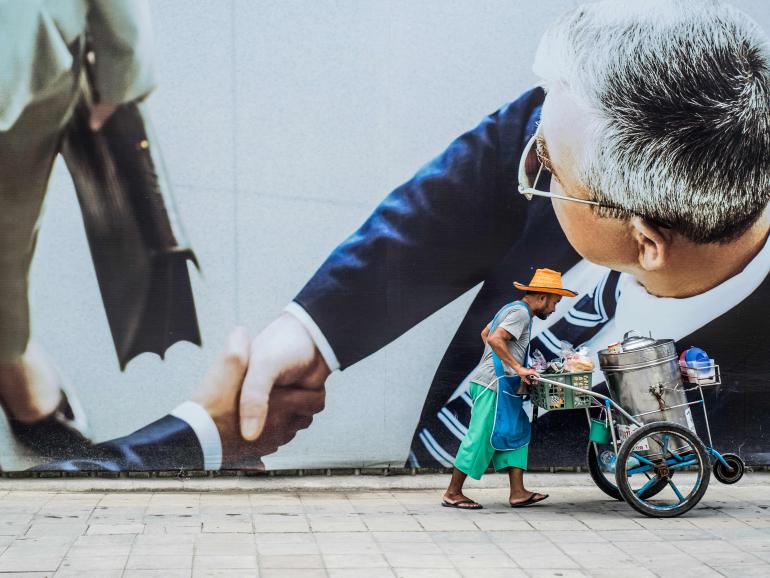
679;361;720;386
530;372;593;410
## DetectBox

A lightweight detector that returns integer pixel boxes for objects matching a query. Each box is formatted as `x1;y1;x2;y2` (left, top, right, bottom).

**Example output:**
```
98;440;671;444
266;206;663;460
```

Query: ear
631;217;671;271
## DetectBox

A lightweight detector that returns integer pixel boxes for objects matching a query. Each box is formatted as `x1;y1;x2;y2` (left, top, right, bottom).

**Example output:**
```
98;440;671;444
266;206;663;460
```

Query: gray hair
533;0;770;243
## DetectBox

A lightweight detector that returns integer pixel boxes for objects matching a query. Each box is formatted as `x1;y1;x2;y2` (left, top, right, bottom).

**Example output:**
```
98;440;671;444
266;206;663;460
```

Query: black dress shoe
8;387;92;460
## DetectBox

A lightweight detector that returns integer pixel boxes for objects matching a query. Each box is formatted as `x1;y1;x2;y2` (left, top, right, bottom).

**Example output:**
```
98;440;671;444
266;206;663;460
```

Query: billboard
0;0;768;475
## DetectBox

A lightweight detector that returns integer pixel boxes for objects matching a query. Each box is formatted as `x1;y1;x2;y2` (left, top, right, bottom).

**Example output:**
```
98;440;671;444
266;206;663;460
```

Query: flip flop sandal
509;493;549;508
441;499;483;510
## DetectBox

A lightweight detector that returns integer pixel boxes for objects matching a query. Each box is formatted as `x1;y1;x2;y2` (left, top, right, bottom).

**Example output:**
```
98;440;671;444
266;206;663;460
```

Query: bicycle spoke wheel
615;421;710;517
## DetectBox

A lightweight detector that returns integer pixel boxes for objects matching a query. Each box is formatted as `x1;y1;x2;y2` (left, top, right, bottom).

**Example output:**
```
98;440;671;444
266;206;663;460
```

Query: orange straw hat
514;268;577;297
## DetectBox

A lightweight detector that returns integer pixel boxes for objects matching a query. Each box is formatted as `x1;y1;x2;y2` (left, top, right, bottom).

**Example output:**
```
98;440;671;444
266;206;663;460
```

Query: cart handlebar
531;374;642;426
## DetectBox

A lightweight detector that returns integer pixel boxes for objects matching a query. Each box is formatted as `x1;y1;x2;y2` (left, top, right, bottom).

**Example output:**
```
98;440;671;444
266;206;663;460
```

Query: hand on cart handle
516;367;540;386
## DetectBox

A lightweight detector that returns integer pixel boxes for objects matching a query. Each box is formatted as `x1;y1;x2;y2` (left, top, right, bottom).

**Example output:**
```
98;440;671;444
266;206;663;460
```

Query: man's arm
487;327;539;385
238;89;546;441
294;88;545;369
481;324;490;344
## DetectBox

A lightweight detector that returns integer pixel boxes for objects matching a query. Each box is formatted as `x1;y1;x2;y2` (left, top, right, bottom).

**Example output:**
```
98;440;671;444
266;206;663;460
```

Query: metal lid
620;330;657;351
598;330;677;372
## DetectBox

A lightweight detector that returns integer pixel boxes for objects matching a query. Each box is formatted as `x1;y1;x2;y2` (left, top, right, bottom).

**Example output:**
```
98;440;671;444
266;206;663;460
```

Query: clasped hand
192;314;330;469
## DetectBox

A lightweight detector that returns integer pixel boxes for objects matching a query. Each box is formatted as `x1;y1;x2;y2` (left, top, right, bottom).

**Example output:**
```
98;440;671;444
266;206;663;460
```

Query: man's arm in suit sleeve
293;88;545;369
86;0;156;104
31;403;221;472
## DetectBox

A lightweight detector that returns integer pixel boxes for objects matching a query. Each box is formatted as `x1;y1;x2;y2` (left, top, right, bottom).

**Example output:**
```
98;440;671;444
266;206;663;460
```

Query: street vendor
442;268;577;509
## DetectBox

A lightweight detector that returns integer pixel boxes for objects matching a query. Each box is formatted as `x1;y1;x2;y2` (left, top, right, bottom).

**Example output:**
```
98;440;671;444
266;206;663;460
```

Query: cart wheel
586;442;667;501
615;421;710;518
713;453;744;485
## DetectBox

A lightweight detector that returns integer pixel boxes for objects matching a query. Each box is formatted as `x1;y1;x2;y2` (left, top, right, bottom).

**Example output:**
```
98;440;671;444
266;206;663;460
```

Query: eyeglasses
517;125;602;208
517;126;674;229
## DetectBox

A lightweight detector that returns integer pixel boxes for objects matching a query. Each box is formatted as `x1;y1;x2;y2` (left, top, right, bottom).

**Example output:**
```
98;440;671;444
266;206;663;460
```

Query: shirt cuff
284;302;341;372
170;401;222;470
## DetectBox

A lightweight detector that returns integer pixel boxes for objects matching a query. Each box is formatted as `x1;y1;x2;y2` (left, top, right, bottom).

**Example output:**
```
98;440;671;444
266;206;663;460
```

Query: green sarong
453;381;529;480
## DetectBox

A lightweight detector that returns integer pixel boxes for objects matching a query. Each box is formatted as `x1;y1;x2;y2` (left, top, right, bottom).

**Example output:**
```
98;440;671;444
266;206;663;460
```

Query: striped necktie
411;270;622;468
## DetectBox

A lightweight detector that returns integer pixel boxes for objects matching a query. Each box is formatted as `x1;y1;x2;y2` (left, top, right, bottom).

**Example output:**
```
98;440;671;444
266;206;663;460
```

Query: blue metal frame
626;441;705;509
707;447;730;469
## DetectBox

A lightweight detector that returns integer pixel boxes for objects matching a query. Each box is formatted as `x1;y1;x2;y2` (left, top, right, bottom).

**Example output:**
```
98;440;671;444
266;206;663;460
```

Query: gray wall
2;0;768;470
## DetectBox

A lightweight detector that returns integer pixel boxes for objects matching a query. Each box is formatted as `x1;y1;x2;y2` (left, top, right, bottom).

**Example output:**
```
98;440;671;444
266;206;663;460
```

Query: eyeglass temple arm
517;186;602;207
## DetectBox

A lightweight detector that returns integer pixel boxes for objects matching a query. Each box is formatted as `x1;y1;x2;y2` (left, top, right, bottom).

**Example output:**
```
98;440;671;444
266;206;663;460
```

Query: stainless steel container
598;331;694;452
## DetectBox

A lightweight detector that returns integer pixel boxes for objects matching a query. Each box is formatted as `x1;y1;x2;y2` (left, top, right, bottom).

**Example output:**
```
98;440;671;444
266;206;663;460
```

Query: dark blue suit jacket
32;415;204;472
294;87;770;466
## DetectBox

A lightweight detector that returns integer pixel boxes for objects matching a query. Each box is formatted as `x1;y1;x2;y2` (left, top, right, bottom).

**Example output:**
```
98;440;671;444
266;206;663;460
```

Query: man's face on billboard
536;83;769;300
538;86;639;272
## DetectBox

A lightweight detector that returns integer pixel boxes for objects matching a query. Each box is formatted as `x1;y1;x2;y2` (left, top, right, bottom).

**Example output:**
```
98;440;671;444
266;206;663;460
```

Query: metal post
606;399;620;455
699;385;714;449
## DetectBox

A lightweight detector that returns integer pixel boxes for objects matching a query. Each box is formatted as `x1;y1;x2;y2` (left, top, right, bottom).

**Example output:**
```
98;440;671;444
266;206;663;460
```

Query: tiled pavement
0;475;768;577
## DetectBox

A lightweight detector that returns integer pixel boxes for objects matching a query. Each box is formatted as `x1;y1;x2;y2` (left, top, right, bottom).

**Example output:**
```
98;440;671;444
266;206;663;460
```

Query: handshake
28;313;329;473
191;315;330;469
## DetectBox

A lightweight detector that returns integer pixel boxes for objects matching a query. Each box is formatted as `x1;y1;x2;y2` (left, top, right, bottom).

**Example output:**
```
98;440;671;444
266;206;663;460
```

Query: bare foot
442;491;483;509
0;345;63;423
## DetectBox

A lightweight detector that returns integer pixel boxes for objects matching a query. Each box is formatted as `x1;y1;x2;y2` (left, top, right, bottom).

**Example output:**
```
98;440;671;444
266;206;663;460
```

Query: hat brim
513;282;578;298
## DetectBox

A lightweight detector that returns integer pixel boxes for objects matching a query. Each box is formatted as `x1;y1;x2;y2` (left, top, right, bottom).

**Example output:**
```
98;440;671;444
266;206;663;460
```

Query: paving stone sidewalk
0;474;768;578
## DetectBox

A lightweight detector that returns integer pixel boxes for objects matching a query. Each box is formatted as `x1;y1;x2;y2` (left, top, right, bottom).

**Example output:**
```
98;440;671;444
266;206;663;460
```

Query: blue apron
488;301;533;451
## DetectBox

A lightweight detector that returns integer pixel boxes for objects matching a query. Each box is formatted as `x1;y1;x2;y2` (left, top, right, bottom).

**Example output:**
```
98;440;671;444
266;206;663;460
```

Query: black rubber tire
615;421;710;518
713;453;745;485
587;442;668;501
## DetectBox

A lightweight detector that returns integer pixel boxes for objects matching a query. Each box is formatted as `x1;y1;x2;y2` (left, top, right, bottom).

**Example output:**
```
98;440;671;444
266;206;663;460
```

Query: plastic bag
530;349;548;372
562;344;595;372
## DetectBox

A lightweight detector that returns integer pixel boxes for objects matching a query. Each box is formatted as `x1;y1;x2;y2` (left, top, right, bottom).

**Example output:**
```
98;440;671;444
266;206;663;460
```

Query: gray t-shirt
470;303;531;389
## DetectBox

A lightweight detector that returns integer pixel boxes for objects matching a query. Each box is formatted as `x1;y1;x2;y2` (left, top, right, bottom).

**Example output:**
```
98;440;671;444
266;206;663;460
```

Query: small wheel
713;453;745;485
587;442;667;501
615;421;710;518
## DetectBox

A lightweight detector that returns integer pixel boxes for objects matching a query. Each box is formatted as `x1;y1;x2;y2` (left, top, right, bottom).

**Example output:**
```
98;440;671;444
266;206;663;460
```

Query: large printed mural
0;0;768;474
